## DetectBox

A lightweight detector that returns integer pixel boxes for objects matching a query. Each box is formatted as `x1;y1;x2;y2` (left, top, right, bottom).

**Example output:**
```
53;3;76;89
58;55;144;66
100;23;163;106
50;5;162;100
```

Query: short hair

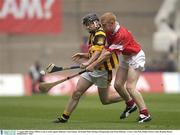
100;12;116;23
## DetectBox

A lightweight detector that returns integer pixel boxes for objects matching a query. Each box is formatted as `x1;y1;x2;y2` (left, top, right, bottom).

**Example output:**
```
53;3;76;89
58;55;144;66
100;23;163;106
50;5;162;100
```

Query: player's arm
92;43;123;67
86;49;112;71
80;53;89;58
81;51;101;68
72;53;89;62
96;48;112;64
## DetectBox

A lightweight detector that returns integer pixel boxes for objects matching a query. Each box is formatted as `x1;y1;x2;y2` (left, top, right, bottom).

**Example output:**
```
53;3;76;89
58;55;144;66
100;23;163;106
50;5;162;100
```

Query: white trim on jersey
112;21;120;35
109;44;124;51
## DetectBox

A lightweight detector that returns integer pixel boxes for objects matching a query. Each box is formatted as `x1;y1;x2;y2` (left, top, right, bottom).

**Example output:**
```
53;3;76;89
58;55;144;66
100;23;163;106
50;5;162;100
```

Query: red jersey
106;23;141;55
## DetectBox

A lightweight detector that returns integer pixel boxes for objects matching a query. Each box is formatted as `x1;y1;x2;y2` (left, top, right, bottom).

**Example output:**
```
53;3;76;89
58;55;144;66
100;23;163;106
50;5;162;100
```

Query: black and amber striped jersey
88;27;119;71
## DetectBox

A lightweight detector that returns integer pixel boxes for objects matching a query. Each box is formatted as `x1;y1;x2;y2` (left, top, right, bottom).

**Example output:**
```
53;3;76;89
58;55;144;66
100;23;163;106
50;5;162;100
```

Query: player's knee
72;91;82;100
126;83;134;93
114;81;124;90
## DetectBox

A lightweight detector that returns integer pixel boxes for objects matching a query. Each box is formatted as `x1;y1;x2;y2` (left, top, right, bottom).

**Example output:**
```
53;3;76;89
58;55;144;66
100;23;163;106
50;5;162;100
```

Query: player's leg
126;67;151;123
96;70;123;104
54;76;93;123
126;67;146;110
98;86;124;105
114;67;129;101
64;77;93;115
114;67;137;119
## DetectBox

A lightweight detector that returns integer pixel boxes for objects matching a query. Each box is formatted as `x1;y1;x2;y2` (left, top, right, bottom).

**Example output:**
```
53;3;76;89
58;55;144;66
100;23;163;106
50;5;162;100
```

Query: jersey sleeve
105;44;124;54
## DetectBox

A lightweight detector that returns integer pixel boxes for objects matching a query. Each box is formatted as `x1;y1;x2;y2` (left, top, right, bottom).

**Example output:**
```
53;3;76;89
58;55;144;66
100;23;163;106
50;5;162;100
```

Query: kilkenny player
52;13;126;123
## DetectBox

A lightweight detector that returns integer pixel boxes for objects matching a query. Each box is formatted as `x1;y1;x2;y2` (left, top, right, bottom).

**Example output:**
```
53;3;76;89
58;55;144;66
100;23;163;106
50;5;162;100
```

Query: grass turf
0;93;180;130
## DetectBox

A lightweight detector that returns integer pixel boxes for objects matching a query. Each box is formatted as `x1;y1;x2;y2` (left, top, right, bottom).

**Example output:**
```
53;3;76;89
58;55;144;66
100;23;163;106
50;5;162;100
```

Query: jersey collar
112;21;120;35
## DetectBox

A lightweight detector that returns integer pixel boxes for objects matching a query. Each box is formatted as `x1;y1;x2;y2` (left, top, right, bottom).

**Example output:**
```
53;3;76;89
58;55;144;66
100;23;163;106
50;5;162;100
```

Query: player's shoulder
118;26;129;34
116;26;131;38
95;27;106;37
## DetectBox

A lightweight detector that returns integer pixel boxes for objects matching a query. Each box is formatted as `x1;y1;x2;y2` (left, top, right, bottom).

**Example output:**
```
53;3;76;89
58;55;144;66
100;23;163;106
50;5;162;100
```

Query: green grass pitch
0;93;180;130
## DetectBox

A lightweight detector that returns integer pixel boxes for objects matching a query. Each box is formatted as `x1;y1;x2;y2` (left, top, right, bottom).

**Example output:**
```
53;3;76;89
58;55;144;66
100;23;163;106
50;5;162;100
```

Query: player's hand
72;53;84;62
80;62;89;69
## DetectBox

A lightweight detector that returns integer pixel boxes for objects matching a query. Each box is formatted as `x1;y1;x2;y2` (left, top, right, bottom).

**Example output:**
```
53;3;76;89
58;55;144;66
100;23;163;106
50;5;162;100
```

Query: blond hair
100;12;116;23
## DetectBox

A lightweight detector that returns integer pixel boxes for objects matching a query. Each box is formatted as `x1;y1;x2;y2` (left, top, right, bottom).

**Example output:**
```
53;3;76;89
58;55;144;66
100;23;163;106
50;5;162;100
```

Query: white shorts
81;70;110;88
119;50;145;71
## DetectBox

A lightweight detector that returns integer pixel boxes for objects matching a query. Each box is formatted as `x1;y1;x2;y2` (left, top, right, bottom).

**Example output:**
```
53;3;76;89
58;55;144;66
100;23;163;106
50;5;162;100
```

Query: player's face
84;22;97;33
101;21;113;33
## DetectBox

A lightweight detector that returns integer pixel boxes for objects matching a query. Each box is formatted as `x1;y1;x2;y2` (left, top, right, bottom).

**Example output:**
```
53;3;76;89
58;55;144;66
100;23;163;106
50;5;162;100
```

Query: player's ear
110;20;114;25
